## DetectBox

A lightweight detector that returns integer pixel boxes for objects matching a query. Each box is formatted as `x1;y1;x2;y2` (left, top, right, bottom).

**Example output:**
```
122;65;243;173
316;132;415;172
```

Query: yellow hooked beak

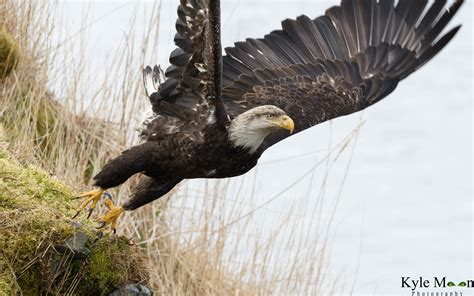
272;115;295;134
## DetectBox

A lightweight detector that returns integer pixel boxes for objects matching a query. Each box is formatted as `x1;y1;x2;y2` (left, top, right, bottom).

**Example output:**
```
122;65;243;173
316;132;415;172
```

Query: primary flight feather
74;0;464;232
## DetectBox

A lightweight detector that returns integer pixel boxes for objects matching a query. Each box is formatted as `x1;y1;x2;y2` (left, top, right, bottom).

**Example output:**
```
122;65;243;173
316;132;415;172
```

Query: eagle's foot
72;189;105;219
95;199;124;234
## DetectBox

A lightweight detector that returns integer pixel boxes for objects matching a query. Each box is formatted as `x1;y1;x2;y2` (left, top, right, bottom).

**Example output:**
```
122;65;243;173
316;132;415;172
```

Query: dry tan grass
0;0;360;294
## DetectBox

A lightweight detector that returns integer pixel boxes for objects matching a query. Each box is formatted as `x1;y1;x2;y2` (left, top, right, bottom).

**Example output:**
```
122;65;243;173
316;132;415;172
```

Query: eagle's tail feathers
144;65;168;112
152;65;165;87
143;65;158;97
143;65;166;96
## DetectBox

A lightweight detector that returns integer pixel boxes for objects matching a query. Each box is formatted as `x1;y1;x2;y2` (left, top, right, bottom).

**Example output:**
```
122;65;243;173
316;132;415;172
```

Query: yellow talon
96;199;124;234
72;189;105;219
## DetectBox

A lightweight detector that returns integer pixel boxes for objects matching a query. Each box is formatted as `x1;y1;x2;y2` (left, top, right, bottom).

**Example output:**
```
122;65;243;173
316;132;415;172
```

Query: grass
0;0;361;294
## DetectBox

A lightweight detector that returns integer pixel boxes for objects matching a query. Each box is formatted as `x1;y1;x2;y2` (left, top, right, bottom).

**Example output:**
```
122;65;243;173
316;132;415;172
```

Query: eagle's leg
73;142;159;219
96;198;124;234
94;176;181;233
122;176;182;211
72;189;105;219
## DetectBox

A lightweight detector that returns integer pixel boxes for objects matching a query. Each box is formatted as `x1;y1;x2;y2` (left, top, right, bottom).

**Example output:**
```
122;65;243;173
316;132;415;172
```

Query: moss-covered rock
0;29;19;79
0;149;149;295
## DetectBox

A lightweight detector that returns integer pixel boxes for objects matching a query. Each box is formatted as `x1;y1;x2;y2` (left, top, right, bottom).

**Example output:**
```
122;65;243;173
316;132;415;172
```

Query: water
55;1;473;294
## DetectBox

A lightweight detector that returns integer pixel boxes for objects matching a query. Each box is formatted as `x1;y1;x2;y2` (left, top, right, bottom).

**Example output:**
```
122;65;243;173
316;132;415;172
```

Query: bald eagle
74;0;464;232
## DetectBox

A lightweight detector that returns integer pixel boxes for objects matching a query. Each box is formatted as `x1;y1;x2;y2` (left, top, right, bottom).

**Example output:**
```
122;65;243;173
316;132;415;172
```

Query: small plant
0;29;19;79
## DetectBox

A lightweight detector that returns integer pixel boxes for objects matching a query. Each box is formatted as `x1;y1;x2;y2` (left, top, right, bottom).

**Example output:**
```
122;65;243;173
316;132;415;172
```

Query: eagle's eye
267;114;275;119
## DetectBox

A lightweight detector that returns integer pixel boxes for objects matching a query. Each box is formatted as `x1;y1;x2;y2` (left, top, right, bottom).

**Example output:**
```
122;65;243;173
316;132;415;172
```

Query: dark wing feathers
142;0;462;148
221;0;463;147
142;0;227;141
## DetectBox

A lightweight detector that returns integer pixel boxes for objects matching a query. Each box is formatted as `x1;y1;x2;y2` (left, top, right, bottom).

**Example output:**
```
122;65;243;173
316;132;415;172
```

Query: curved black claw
95;221;106;229
103;192;112;199
87;208;94;219
71;211;81;219
93;231;105;243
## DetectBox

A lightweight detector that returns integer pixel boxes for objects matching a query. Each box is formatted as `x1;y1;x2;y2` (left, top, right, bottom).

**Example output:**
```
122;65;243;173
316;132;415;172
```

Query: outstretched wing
222;0;463;147
143;0;228;140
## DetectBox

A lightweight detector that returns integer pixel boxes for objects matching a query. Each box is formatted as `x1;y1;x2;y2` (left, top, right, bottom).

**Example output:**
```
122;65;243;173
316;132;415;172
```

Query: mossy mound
0;29;19;79
0;149;149;295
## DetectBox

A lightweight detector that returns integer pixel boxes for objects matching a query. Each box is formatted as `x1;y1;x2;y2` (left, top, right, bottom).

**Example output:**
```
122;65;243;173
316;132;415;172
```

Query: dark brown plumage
86;0;462;223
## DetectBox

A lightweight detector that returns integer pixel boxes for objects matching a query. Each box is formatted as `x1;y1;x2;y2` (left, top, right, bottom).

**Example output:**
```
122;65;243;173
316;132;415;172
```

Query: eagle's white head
228;105;295;153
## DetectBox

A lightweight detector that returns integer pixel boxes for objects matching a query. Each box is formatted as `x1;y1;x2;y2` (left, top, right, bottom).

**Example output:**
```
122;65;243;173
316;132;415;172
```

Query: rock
55;232;91;259
109;283;154;296
69;220;82;228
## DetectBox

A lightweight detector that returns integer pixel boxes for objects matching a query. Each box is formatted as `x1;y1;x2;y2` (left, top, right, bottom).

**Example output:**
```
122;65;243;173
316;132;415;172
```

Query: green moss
75;238;147;295
0;149;148;295
0;29;19;79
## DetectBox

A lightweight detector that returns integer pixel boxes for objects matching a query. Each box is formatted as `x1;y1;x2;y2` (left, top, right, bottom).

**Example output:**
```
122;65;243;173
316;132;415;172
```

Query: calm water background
55;1;472;294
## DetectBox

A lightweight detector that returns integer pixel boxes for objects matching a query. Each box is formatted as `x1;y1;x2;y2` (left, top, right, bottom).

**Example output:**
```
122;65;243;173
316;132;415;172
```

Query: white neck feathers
228;114;272;153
